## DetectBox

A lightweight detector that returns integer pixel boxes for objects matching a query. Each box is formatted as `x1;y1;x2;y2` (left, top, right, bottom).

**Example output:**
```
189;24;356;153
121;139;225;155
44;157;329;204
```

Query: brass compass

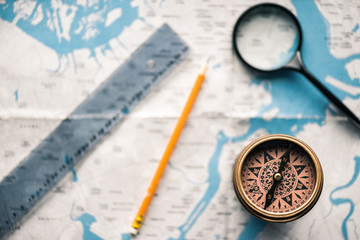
233;134;323;222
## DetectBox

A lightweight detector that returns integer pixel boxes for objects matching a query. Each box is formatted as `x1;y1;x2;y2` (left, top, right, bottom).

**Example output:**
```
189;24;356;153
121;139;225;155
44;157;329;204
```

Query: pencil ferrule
132;214;143;230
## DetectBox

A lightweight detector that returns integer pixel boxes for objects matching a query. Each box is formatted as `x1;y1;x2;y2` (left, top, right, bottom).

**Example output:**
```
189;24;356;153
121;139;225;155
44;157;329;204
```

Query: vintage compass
233;134;323;222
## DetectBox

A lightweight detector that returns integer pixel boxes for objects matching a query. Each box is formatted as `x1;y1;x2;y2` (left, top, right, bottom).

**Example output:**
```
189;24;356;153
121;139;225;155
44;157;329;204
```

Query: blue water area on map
212;63;221;70
238;216;267;240
121;233;131;240
353;24;359;33
75;213;103;240
14;89;18;102
70;204;103;240
65;155;78;182
294;0;360;99
70;168;78;182
252;71;329;118
330;156;360;240
0;0;138;69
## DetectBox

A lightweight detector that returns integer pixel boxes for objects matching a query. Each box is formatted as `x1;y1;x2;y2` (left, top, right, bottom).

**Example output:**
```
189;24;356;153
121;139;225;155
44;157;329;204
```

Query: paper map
0;0;360;239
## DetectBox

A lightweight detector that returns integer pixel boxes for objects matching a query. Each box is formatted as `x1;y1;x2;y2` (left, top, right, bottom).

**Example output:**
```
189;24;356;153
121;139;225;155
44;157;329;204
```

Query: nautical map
0;0;360;239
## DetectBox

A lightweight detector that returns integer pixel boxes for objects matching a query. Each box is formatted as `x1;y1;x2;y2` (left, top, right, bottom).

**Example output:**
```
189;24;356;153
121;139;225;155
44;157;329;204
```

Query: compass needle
264;144;292;209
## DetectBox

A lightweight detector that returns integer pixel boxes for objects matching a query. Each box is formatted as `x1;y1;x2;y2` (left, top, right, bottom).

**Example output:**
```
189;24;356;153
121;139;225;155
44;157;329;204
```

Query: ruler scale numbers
0;24;188;238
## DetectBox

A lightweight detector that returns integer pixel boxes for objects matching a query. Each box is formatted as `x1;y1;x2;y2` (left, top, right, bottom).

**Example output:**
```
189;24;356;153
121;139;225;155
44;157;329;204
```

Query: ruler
0;24;189;238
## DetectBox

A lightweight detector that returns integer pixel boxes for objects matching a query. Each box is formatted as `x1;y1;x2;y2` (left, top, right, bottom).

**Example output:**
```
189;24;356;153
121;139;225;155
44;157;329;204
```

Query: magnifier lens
234;5;300;71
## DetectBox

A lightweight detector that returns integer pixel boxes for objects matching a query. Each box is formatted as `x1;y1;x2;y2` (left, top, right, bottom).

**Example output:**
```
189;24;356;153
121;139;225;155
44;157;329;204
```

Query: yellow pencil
130;59;209;236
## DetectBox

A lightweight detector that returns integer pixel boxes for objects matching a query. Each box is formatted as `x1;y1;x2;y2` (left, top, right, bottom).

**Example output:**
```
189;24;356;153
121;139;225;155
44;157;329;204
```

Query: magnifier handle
299;67;360;129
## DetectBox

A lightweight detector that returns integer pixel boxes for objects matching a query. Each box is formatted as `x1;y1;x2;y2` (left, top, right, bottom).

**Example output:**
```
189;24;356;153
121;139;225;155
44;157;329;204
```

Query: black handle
295;66;360;129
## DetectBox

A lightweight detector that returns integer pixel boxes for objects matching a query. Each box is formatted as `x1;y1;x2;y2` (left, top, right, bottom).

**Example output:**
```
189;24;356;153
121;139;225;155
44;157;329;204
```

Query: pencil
130;59;209;236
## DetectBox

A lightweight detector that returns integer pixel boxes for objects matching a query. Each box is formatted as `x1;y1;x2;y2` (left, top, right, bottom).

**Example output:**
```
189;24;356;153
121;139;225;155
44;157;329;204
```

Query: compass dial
233;135;323;222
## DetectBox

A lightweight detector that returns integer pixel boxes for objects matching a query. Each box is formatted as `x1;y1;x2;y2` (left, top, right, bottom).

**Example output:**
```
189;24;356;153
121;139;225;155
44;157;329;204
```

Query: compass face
241;141;315;212
233;135;323;222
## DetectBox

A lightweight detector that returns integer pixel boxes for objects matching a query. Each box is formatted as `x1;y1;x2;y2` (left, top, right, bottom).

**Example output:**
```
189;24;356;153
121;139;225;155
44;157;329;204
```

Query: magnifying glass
232;3;360;129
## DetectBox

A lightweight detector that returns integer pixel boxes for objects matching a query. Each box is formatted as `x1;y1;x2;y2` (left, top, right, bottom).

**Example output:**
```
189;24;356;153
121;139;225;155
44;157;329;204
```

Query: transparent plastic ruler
0;23;189;238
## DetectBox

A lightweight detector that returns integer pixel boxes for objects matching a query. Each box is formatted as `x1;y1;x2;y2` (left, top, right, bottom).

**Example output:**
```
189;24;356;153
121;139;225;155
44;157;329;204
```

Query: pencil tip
200;57;210;75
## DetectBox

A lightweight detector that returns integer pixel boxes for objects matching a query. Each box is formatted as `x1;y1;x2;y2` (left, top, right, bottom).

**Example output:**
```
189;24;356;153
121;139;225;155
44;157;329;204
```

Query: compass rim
233;134;323;222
